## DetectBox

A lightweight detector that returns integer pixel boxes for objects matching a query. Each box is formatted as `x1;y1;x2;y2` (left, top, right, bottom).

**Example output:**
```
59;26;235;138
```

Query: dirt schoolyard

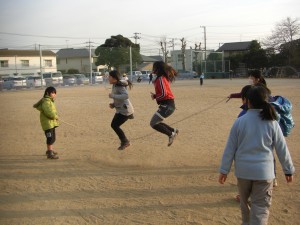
0;78;299;225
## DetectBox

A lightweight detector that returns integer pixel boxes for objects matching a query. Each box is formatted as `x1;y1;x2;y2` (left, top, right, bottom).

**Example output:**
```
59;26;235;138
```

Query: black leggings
150;102;175;136
111;113;130;143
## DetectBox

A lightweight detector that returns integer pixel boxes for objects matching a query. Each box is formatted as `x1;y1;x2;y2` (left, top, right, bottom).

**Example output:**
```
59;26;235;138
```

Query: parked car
141;70;152;80
90;72;103;84
2;76;26;89
26;75;46;87
127;71;143;81
43;72;63;86
63;74;77;86
73;74;89;85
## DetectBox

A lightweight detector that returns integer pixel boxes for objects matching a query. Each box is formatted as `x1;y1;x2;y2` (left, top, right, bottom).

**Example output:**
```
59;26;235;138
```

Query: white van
43;72;63;86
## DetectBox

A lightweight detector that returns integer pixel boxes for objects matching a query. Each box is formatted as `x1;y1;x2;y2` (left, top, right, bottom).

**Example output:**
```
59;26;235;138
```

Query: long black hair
152;61;178;82
109;70;133;89
247;86;277;121
44;86;56;97
249;69;266;86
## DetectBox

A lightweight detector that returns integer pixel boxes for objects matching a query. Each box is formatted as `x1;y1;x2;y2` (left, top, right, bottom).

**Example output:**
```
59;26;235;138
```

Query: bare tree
263;17;300;63
160;37;169;63
180;38;186;71
264;17;299;49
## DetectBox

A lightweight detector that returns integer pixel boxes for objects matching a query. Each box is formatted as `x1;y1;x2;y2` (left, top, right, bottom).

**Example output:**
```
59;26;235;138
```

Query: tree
263;17;300;64
160;37;169;63
180;38;186;71
95;35;141;71
242;40;268;69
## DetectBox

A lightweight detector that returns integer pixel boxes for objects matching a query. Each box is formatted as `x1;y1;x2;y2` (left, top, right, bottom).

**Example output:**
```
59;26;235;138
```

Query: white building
170;49;213;72
0;49;57;77
56;48;106;74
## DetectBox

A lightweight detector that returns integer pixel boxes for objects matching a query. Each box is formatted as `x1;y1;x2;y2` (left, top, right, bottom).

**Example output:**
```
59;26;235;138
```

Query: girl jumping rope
108;70;134;150
33;86;59;159
150;61;179;146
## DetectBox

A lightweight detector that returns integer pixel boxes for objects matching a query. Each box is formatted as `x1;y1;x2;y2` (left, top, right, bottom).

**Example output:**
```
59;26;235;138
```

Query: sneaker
47;150;59;159
273;178;278;187
118;142;130;150
45;150;58;155
168;129;178;147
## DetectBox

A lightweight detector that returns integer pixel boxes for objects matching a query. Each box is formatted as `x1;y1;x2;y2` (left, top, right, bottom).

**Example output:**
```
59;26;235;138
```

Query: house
56;48;106;74
216;41;251;57
0;49;57;77
137;55;163;71
217;41;252;76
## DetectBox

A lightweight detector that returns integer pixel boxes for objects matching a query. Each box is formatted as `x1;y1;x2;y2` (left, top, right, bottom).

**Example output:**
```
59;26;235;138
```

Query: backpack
270;96;295;137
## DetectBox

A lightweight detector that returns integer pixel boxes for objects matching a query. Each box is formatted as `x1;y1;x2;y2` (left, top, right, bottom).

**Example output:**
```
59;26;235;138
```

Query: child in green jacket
34;86;59;159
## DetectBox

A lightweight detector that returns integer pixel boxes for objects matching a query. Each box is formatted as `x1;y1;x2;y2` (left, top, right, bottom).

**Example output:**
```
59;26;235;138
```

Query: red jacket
153;76;174;103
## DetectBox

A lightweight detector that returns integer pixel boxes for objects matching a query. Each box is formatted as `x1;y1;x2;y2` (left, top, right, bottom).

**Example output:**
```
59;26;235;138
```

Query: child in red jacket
150;61;179;146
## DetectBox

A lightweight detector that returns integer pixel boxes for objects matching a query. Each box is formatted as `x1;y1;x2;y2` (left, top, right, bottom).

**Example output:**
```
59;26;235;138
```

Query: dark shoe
118;142;130;150
46;150;58;155
47;150;59;159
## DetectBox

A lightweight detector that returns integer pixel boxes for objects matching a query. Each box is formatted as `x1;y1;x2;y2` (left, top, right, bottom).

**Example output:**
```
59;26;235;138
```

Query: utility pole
86;39;94;84
200;26;206;72
200;26;206;60
39;44;43;86
132;32;141;44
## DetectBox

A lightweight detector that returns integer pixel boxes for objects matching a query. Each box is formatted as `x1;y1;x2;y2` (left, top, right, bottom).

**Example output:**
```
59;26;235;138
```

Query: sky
0;0;299;55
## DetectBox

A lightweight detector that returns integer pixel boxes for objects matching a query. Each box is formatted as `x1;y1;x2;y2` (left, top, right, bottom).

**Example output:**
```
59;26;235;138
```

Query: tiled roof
217;41;252;51
0;49;56;57
56;48;96;58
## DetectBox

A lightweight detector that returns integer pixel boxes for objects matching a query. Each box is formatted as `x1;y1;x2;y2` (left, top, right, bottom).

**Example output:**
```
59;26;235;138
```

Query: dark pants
45;128;56;145
150;101;175;136
111;113;130;143
200;78;203;85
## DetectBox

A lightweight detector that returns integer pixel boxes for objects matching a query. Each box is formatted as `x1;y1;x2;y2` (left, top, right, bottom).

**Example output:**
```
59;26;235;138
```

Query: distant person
149;73;153;84
33;86;59;159
108;70;134;150
150;61;179;146
219;85;295;225
200;72;204;86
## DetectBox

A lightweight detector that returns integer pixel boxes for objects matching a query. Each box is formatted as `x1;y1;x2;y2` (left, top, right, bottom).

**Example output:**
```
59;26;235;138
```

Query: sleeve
229;92;242;98
155;77;166;101
111;86;129;100
273;122;295;175
42;100;57;119
219;121;238;174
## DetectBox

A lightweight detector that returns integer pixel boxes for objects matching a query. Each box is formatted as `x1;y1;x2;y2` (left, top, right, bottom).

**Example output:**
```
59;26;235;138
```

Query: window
21;60;29;67
0;60;9;67
45;60;52;67
178;54;183;62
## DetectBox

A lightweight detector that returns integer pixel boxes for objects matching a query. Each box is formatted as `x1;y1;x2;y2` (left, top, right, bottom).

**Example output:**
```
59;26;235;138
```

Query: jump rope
59;96;229;141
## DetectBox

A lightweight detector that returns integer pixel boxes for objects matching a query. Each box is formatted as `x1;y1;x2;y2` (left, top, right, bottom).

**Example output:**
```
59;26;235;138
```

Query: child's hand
218;173;227;184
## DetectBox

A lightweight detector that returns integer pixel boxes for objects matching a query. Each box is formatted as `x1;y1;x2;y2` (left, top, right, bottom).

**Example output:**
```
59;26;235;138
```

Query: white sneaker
168;128;179;146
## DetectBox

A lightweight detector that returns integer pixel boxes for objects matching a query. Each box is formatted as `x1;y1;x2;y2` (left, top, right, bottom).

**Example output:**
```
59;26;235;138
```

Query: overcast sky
0;0;299;55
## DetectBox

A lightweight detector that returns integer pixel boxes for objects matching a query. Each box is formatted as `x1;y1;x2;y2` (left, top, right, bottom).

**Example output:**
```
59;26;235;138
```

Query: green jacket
33;96;59;131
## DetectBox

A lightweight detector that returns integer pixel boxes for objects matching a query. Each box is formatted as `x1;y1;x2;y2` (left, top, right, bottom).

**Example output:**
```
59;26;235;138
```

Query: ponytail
247;86;277;121
260;101;278;121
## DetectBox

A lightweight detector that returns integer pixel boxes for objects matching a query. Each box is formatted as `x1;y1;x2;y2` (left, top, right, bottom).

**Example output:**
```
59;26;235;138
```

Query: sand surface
0;78;299;225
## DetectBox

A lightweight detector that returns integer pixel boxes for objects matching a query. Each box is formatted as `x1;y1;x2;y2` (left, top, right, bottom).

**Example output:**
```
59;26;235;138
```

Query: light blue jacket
220;109;295;180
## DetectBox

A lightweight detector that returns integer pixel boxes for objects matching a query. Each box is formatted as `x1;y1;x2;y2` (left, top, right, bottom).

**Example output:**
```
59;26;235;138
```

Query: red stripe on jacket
154;76;174;102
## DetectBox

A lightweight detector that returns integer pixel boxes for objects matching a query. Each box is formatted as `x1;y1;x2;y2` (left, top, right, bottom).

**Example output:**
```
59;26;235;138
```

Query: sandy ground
0;78;299;225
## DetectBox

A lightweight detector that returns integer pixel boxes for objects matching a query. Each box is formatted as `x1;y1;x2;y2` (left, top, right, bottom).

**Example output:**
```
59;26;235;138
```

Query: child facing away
219;85;295;225
150;61;179;146
108;70;134;150
33;86;59;159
